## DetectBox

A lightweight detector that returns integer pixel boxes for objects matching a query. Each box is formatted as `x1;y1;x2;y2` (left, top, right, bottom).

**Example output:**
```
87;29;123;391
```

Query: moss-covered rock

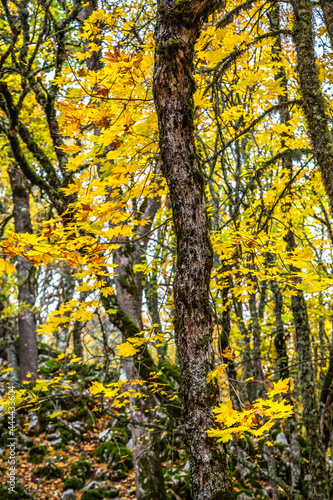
63;477;84;490
0;483;32;499
99;426;129;445
70;458;91;479
55;422;82;444
112;469;127;481
33;461;62;479
27;445;47;464
93;442;133;470
56;423;72;443
236;488;253;498
68;406;91;423
81;487;119;500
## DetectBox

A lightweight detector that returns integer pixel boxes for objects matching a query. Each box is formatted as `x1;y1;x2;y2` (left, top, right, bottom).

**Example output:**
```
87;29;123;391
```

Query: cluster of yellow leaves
115;325;166;358
89;379;146;408
88;368;170;408
207;379;293;443
0;375;74;416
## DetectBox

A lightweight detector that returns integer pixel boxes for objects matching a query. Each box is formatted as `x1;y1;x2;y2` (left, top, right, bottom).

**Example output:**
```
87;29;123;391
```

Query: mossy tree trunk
8;165;38;382
291;0;333;495
320;0;333;47
0;293;19;384
153;1;234;498
292;0;333;215
286;231;328;498
113;197;167;500
269;5;302;490
233;295;256;403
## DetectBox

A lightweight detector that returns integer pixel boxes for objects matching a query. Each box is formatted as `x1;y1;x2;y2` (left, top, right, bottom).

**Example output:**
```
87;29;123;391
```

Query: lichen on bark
153;0;234;498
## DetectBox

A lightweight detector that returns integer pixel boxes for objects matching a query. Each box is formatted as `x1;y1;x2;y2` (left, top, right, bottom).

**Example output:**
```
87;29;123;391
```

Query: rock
93;442;133;470
98;429;111;442
68;422;82;436
62;490;76;500
46;423;57;433
70;458;91;480
276;432;288;446
63;477;84;491
49;438;63;448
108;486;120;498
26;414;39;433
94;468;106;480
183;461;190;471
82;481;107;492
27;444;47;464
18;432;31;444
113;470;127;481
48;432;61;440
33;461;62;479
126;438;133;450
81;487;119;499
237;494;253;500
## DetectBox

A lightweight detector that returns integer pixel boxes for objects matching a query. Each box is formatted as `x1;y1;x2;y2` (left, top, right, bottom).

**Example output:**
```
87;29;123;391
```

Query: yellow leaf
267;378;290;398
89;381;105;396
0;258;16;275
222;347;233;360
49;411;65;419
116;342;138;357
207;364;228;384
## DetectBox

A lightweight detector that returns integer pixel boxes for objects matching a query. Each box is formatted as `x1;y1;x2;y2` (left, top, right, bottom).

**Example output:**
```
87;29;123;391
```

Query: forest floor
0;413;137;499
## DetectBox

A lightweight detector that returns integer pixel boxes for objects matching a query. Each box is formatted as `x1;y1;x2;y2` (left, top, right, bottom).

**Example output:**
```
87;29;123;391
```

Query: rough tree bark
288;2;330;495
233;295;256;402
292;0;333;214
0;292;19;384
8;165;38;382
153;1;234;498
286;230;328;499
268;4;302;490
270;274;302;491
320;0;333;47
248;283;265;395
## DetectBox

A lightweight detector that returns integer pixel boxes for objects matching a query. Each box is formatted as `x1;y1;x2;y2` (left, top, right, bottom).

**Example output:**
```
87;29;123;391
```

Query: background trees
1;0;333;499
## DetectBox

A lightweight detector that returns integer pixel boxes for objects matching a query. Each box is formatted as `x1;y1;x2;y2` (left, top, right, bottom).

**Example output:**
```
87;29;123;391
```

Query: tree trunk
153;1;234;498
268;5;302;490
292;0;333;214
233;296;256;402
249;286;265;396
320;346;333;448
145;271;167;361
0;293;19;384
286;232;328;499
282;4;329;484
8;166;38;382
320;0;333;47
290;286;328;498
113;236;167;500
271;272;301;491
